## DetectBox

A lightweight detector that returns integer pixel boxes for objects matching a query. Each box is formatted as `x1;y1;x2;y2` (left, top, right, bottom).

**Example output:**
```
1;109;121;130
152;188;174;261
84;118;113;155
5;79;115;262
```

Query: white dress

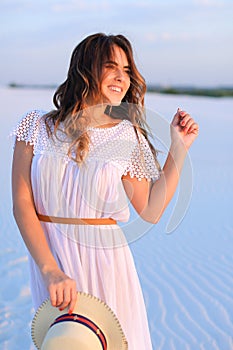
13;110;160;350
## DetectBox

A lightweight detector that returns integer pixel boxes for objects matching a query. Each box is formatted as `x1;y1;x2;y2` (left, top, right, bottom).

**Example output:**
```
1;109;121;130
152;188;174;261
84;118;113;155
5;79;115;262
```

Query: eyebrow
104;60;131;69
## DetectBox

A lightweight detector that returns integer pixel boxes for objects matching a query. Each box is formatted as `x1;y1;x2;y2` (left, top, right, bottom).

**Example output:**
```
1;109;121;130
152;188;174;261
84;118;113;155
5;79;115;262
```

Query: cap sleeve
124;130;160;182
11;109;45;147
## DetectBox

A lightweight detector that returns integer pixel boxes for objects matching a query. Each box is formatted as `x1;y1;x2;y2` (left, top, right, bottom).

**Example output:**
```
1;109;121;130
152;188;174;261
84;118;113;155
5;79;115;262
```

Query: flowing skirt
29;223;153;350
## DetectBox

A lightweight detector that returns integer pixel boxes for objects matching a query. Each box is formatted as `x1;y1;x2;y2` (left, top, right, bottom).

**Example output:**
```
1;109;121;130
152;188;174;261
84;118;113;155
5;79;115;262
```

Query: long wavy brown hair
45;33;160;169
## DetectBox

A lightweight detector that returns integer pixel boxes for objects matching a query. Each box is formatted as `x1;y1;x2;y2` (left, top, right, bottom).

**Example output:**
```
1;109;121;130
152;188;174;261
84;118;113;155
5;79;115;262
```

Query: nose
114;68;126;82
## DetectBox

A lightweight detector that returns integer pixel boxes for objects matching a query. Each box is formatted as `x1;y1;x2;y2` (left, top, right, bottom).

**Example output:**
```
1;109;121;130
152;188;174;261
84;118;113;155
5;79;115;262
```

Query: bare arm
122;109;199;223
12;141;77;312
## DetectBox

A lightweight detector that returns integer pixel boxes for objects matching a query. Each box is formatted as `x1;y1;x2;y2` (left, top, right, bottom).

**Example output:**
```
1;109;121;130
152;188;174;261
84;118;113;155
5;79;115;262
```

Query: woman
12;33;198;349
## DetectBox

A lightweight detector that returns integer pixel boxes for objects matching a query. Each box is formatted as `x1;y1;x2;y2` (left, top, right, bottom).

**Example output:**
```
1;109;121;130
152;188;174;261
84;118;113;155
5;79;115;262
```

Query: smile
108;86;122;93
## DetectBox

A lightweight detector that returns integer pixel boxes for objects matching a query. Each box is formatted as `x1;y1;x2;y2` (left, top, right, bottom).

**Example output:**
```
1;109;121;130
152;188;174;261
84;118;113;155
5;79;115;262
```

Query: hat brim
31;291;128;350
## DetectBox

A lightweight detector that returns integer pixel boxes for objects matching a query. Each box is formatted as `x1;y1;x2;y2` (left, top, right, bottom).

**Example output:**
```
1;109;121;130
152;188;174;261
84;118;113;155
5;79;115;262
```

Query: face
100;45;131;106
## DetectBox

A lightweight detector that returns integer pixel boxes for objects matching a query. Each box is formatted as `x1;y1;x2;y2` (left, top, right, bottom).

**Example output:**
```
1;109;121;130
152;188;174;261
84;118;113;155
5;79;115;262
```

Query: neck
86;103;117;128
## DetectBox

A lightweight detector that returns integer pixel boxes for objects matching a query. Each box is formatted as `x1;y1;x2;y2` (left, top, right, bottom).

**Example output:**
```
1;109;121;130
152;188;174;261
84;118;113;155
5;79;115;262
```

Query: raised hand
171;108;199;150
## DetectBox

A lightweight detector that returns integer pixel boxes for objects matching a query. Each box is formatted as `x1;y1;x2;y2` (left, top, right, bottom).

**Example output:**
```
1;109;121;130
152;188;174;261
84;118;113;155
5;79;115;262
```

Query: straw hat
31;292;128;350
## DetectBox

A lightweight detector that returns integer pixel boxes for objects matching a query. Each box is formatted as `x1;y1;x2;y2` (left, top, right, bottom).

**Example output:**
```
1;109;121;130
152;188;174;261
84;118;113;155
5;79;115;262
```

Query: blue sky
1;0;233;87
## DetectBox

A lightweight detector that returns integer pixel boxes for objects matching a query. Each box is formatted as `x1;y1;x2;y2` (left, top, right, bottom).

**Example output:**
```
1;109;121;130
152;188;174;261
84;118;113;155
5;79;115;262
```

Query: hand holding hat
31;292;128;350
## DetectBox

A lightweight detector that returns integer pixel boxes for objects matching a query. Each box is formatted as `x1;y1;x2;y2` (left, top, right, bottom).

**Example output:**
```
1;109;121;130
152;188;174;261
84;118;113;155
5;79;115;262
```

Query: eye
104;63;115;69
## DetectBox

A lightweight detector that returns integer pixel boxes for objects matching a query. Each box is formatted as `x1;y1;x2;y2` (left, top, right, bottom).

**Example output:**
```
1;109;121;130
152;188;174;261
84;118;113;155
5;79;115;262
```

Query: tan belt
37;213;117;225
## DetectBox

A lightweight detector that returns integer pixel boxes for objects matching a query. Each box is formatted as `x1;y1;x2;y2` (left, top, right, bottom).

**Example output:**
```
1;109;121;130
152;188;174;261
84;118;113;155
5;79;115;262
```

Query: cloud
193;0;225;7
51;0;111;13
144;31;203;44
0;0;34;12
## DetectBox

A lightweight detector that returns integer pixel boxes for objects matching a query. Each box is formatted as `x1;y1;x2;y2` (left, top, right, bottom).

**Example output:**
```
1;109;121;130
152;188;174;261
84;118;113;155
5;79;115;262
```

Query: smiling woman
101;48;131;106
44;33;147;165
11;32;198;350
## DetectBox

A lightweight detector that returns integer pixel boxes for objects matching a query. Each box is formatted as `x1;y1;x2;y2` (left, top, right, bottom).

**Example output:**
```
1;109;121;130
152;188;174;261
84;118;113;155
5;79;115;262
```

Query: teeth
109;86;121;93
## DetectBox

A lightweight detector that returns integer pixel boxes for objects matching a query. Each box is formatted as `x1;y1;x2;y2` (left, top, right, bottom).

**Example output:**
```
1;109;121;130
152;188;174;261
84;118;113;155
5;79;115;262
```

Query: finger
59;287;71;311
173;109;189;128
183;118;194;132
56;288;64;307
188;123;199;134
49;285;57;307
180;114;192;127
68;288;78;315
178;109;190;120
171;108;183;126
179;110;188;118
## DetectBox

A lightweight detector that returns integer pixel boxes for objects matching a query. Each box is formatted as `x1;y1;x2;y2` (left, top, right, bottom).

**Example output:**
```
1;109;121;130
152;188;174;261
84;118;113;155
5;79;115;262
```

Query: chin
107;96;124;106
102;93;124;106
110;100;122;106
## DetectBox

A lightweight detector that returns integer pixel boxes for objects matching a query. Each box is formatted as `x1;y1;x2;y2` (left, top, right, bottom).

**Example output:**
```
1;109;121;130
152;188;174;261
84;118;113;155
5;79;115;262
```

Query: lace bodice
12;109;160;182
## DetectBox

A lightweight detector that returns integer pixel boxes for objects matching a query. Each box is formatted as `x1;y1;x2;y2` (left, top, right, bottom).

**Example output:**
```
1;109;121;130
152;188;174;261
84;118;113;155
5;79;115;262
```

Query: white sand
0;87;233;349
